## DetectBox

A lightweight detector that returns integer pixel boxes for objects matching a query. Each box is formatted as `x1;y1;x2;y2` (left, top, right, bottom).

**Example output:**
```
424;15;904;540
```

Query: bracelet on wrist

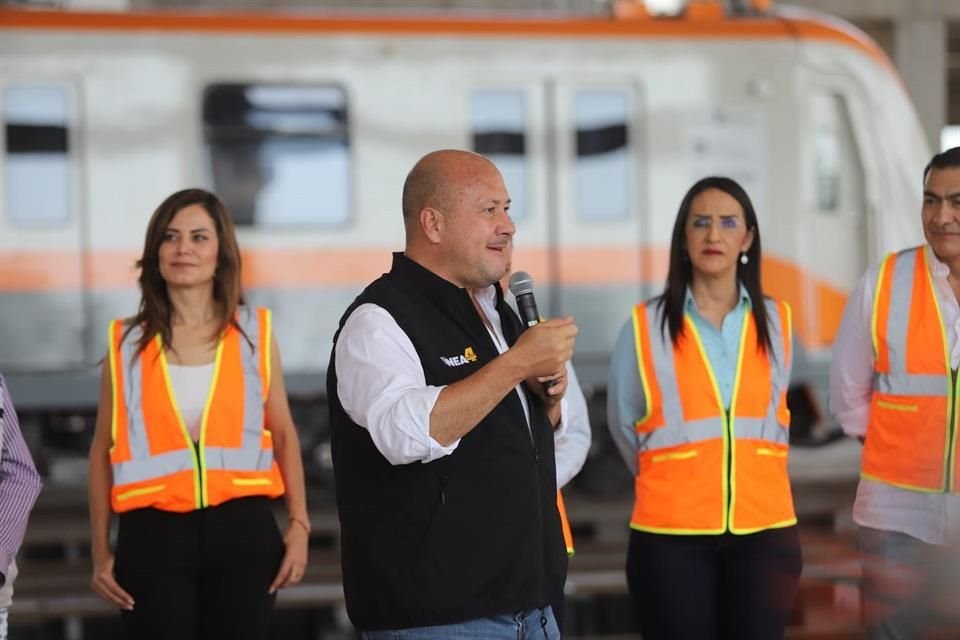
289;516;311;535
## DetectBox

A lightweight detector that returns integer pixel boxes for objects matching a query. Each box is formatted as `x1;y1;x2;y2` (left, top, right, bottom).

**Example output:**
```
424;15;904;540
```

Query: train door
0;81;88;371
468;84;555;316
469;79;644;381
548;80;645;364
798;80;868;349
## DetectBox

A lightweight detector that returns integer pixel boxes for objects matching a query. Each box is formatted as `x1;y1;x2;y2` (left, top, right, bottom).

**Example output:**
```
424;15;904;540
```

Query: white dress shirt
830;245;960;544
555;363;590;489
335;284;587;481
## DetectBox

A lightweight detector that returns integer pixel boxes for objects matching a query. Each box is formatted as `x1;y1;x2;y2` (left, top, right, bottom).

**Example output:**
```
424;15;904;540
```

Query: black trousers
114;496;285;640
626;526;802;640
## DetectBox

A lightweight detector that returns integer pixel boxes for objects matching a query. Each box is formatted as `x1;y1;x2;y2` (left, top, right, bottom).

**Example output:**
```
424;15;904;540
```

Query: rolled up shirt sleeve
554;363;591;489
335;303;459;465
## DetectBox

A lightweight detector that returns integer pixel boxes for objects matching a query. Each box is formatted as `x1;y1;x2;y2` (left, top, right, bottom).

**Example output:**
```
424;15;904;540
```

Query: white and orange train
0;1;927;456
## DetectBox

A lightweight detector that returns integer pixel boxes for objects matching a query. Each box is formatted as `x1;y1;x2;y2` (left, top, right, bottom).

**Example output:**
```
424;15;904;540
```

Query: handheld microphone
508;270;557;389
508;271;540;328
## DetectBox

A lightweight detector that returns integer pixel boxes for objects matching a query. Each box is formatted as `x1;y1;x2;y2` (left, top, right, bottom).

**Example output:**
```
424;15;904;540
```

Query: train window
574;90;630;222
203;84;350;227
811;93;852;213
471;90;527;220
3;85;71;225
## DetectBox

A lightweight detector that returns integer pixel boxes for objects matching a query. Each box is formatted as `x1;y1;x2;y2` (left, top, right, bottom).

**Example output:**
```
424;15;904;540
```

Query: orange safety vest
865;246;960;492
108;306;285;513
630;298;795;534
557;491;574;556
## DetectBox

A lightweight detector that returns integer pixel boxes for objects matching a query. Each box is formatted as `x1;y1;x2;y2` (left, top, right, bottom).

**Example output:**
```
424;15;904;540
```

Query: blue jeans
859;527;960;639
0;606;7;640
362;607;560;640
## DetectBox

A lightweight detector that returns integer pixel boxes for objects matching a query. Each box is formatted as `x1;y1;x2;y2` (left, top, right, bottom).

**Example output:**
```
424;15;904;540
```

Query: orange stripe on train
0;7;891;70
0;246;847;349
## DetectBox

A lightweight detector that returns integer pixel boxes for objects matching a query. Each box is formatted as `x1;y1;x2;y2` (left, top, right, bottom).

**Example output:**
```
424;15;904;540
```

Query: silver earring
740;253;749;265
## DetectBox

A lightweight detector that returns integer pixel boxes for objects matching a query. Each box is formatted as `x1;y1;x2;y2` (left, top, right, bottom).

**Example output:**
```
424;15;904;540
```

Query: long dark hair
656;176;773;355
124;188;246;356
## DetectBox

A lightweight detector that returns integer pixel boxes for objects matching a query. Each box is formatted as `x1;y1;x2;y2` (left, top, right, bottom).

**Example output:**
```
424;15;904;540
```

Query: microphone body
508;271;556;389
515;291;541;329
508;271;541;328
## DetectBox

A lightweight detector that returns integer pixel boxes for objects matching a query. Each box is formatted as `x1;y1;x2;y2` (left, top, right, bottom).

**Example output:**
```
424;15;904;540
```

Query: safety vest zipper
192;439;206;508
724;406;733;531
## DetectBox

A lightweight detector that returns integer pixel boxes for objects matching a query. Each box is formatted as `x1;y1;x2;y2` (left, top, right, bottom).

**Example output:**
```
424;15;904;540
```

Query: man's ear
421;207;444;244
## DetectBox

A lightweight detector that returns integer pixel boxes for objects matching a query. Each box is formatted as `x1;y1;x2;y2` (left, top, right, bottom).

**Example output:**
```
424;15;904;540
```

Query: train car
0;0;928;478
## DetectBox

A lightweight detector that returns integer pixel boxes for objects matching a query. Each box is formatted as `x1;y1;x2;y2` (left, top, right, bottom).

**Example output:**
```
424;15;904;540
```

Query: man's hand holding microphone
508;271;577;416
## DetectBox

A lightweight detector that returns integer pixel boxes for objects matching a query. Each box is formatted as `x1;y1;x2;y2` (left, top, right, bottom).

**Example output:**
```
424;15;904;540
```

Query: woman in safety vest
87;189;310;640
607;176;802;640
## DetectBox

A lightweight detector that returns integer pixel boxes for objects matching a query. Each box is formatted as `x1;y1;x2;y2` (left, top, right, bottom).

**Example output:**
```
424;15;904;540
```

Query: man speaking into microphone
328;149;578;639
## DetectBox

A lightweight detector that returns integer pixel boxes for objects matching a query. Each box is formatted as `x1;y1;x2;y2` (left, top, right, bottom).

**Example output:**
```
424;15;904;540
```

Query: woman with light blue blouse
607;176;801;640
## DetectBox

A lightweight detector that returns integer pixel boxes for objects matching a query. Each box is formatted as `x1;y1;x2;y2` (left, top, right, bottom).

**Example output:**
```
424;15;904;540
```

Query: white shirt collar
927;244;951;279
471;284;498;306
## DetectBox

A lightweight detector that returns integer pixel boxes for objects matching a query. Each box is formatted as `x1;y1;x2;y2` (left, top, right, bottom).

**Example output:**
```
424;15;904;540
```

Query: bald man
328;150;577;638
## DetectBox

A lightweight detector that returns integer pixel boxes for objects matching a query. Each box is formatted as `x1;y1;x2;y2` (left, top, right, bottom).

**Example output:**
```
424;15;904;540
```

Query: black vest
328;253;567;630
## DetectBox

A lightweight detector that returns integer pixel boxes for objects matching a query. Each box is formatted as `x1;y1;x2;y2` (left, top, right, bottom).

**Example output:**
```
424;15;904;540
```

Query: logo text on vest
441;347;478;367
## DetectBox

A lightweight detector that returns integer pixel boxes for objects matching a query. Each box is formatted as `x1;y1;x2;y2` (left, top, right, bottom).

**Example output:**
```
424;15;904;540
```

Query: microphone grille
508;271;535;297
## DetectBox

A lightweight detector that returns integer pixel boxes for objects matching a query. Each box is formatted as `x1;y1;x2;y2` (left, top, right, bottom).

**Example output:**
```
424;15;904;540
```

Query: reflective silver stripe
643;417;724;449
765;299;788;413
205;446;275;471
113;449;196;485
119;325;153;462
734;417;789;446
641;304;685;430
873;372;947;396
763;299;791;439
884;249;918;377
642;418;787;449
228;307;267;465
